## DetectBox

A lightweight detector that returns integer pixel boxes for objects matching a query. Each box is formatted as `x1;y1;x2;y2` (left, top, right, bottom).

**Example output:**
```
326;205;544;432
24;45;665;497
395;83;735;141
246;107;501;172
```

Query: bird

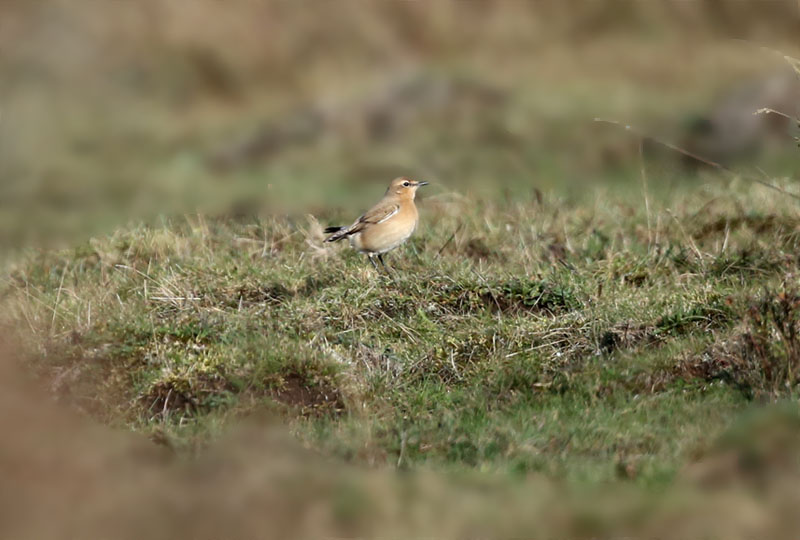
324;177;428;271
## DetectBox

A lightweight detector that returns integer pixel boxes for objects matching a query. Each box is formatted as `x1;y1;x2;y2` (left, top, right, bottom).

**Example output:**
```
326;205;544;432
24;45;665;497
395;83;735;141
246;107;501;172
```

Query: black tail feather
323;225;348;243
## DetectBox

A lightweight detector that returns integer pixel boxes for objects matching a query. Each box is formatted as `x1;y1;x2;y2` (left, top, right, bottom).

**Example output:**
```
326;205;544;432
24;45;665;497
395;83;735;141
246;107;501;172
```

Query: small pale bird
324;176;428;271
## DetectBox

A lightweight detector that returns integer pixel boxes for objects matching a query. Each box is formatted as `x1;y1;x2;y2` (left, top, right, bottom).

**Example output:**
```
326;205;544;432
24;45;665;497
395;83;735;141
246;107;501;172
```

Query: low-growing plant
690;290;800;400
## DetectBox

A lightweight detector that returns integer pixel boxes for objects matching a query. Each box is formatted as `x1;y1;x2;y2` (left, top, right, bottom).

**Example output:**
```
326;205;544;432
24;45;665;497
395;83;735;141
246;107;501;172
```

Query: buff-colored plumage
324;177;428;271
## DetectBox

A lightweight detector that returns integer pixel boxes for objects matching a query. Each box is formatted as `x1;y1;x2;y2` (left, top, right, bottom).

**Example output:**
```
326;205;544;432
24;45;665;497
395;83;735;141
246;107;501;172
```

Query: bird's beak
416;181;429;187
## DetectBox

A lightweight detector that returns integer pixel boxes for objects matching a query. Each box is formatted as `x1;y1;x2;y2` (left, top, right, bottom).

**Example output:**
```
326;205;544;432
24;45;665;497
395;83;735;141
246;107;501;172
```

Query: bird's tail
323;226;348;243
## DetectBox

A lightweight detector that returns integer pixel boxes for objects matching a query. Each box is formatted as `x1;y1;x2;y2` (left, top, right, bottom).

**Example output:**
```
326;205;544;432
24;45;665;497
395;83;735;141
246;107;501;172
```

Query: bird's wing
325;201;399;242
351;202;399;230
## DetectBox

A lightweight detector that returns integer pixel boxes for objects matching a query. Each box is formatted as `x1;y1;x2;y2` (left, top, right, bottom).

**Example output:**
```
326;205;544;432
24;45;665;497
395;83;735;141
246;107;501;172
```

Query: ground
6;167;800;487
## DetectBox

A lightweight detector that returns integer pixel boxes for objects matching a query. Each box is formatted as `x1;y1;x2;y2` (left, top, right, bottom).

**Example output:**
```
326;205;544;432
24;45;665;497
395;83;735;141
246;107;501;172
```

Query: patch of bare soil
272;373;344;416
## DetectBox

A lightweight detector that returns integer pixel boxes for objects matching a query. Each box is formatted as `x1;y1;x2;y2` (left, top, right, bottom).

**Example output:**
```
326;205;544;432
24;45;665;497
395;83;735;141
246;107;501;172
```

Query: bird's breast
356;203;418;254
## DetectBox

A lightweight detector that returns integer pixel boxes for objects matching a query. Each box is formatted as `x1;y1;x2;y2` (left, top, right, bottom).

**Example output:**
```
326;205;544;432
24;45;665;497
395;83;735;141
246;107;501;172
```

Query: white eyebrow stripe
376;205;399;224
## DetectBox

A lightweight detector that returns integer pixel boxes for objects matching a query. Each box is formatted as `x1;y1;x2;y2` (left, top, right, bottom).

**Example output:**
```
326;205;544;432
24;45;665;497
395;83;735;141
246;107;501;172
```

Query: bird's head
388;177;428;199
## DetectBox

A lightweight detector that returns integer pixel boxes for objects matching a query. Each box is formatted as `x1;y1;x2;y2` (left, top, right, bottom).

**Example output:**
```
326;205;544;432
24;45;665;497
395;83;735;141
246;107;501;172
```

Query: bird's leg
378;253;392;273
368;254;380;272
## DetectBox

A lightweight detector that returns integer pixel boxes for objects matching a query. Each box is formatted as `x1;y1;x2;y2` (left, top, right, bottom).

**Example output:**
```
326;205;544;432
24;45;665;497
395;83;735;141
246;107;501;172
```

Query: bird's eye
402;181;410;187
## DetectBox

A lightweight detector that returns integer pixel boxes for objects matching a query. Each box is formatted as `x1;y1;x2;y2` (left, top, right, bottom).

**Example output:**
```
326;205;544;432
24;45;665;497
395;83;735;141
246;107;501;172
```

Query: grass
4;168;800;487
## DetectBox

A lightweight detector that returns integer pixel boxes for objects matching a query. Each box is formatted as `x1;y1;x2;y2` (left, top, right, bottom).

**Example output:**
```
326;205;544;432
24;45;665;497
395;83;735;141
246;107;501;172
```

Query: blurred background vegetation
1;0;798;250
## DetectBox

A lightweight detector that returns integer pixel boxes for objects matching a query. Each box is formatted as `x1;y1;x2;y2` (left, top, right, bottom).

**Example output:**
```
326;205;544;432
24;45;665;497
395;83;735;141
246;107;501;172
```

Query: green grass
5;170;800;487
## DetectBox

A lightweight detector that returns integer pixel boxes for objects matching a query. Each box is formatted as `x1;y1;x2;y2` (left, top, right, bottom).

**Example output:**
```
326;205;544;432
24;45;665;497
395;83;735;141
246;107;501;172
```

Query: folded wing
324;202;399;243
